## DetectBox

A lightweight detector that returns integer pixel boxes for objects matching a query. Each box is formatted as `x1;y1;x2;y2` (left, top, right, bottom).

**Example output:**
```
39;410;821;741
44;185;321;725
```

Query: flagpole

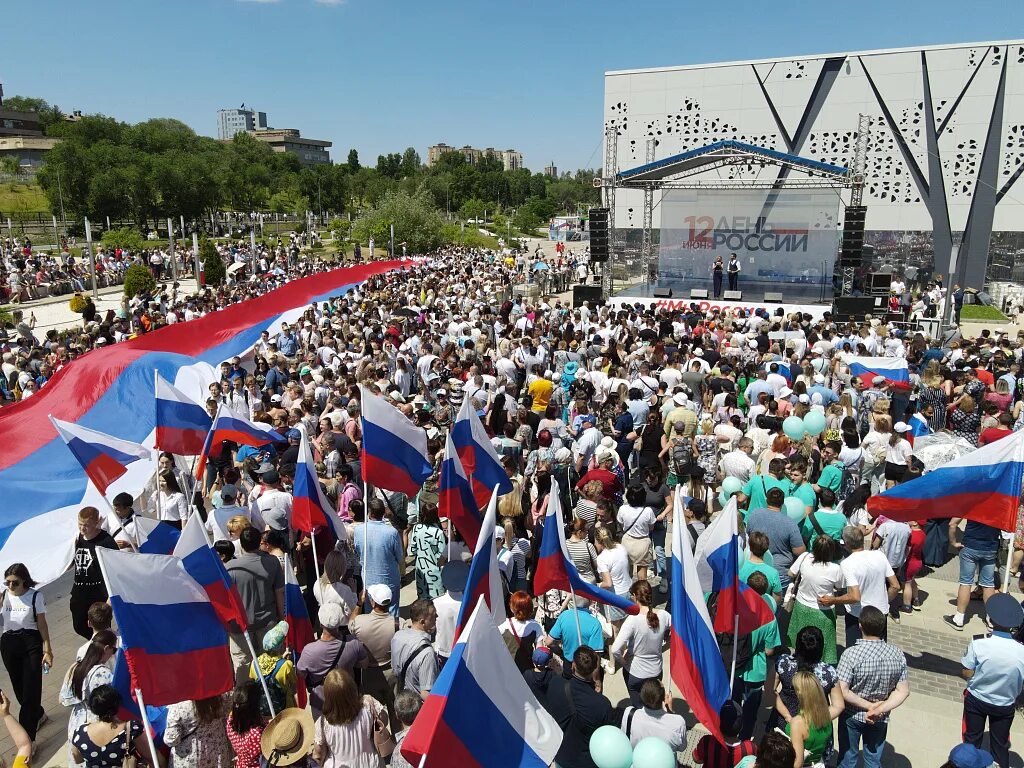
362;481;369;590
311;531;320;581
133;687;161;767
244;631;278;719
728;612;740;697
566;582;583;649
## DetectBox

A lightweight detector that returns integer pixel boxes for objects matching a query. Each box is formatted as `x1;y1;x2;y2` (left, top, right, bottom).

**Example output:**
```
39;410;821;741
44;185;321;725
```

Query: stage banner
658;189;841;303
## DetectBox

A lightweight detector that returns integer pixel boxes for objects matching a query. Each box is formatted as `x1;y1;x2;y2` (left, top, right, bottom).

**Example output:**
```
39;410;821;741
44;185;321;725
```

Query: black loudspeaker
573;285;603;307
764;292;784;303
838;205;867;268
589;207;610;263
868;272;892;294
833;295;878;321
690;289;709;299
724;290;742;300
653;288;673;298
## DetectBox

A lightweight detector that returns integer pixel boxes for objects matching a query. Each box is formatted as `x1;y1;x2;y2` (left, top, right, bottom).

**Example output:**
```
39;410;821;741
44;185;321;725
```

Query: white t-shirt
1;588;45;633
610;609;672;679
841;549;895;616
874;520;912;569
596;546;633;595
313;579;358;613
790;552;845;609
885;439;913;467
498;617;543;643
617;506;658;539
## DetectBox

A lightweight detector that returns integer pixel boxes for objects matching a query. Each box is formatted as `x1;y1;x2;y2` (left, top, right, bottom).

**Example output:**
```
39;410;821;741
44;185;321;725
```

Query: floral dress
226;713;265;768
695;433;719;478
948;408;982;447
410;523;447;599
164;697;234;768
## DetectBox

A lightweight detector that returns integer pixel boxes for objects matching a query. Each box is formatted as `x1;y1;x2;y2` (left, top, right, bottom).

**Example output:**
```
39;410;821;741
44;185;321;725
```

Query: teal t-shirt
816;461;844;495
740;560;783;597
789;482;817;513
741;475;789;521
739;594;781;684
549;608;604;660
801;509;848;547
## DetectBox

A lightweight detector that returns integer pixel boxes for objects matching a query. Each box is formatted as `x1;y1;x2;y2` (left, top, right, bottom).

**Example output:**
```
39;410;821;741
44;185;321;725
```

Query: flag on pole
111;648;168;748
96;547;234;706
154;372;212;455
534;479;639;615
173;513;248;631
868;428;1024;530
452;396;513;507
50;416;151;496
359;386;432;495
694;498;775;634
844;356;911;390
283;554;314;657
292;429;348;542
135;517;181;555
670;489;730;743
195;404;281;480
400;597;563;768
438;433;483;548
454;487;504;641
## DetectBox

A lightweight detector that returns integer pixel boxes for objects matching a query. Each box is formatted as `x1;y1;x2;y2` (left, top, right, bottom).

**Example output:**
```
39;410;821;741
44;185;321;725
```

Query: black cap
988;593;1024;629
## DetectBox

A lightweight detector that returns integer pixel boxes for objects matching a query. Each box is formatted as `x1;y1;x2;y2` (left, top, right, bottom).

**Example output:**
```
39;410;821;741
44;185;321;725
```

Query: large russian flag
292;429;348;542
195;405;281;480
670;490;730;744
111;649;168;749
360;385;432;496
452;397;513;508
845;356;910;390
400;597;562;768
96;547;234;706
454;487;504;641
173;513;248;631
155;372;212;456
284;553;314;657
49;417;151;496
439;433;483;548
534;480;639;615
0;261;408;586
868;428;1024;531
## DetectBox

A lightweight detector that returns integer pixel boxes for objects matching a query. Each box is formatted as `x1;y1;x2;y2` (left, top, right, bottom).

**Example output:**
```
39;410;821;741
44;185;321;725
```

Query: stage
606;292;833;320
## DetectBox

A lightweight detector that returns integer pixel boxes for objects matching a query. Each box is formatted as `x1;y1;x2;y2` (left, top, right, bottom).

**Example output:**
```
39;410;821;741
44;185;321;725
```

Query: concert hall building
604;40;1024;301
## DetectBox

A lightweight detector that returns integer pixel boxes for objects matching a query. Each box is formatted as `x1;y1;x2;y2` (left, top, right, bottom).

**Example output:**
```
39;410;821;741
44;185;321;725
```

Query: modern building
604;40;1024;292
427;142;524;170
217;104;268;140
544;163;558;178
249;129;332;168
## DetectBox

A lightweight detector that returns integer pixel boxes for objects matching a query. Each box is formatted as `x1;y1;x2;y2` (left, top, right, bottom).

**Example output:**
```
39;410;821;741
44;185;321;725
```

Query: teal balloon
738;546;749;569
784;496;806;521
589;725;633;768
722;476;743;497
763;548;775;567
718;490;730;508
783;415;806;441
632;736;676;768
803;410;827;436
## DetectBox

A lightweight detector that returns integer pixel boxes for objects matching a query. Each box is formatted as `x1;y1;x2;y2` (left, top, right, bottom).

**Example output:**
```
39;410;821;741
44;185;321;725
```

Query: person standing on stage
728;252;741;292
711;255;725;298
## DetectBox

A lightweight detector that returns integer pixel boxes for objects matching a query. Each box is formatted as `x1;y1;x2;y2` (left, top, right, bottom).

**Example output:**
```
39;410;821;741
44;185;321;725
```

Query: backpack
670;436;692;474
253;658;287;718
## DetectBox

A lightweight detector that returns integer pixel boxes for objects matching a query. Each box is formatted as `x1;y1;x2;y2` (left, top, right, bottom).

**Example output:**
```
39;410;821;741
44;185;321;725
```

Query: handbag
782;554;805;614
372;708;396;757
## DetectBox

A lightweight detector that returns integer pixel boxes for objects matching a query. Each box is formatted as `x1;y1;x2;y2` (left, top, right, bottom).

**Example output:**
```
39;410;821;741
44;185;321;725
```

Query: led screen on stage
657;189;841;302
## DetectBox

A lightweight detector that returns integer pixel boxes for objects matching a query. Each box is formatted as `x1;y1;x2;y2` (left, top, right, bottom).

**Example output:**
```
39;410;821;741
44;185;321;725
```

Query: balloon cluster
590;726;676;768
782;410;826;441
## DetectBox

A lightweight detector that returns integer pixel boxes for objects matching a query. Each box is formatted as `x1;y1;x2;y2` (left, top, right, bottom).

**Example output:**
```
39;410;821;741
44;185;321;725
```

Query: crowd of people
2;243;1024;768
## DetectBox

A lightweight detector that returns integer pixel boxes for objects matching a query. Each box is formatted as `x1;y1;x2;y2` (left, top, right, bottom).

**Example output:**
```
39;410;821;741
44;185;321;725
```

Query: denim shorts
958;546;997;588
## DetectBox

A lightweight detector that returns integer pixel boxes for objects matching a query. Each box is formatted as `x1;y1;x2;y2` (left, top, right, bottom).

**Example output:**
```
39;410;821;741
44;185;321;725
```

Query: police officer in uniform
960;593;1024;768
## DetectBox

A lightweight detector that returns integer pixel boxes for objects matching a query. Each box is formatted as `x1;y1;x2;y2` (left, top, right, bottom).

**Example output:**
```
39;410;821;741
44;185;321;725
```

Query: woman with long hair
70;685;161;768
0;562;53;742
164;693;233;767
786;536;844;663
610;580;671;706
884;423;914;488
227;681;266;768
948;394;982;446
312;669;390;768
155;470;189;529
565;519;601;584
313;548;358;613
60;629;118;768
919;361;949;431
774;626;843;741
409;502;447;599
785;671;835;767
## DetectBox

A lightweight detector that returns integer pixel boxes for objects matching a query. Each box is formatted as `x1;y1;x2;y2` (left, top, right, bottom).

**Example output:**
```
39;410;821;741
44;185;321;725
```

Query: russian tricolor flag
452;397;513;508
136;517;182;555
908;412;931;446
195;405;281;480
534;480;639;615
154;372;212;456
292;430;348;542
111;648;167;749
96;547;234;706
454;487;504;641
439;433;483;548
359;385;432;496
868;428;1024;531
670;490;730;743
49;416;152;496
283;554;314;657
400;597;563;768
694;498;775;635
846;356;911;390
173;513;248;631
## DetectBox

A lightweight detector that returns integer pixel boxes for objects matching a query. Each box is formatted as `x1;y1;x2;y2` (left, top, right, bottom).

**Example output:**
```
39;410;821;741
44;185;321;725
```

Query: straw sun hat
261;708;315;766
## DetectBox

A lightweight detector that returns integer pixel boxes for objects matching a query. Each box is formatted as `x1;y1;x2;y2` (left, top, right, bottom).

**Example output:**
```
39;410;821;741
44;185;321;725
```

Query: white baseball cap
367;584;393;606
894;421;913;433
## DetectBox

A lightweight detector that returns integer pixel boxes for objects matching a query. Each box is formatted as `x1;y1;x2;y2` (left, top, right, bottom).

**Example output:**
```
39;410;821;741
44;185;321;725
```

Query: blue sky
4;0;1022;172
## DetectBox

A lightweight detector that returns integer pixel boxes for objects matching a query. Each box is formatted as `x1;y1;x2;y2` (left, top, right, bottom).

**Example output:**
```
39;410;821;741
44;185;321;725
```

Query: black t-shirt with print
72;531;118;594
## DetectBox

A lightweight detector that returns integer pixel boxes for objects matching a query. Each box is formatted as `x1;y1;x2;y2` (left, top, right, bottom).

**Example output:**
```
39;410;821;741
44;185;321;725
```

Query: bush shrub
100;227;145;252
123;263;157;298
200;238;226;286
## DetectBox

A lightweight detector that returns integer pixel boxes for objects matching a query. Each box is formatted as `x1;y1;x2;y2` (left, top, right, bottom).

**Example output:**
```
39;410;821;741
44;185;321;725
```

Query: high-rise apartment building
217;104;268;140
427;142;524;170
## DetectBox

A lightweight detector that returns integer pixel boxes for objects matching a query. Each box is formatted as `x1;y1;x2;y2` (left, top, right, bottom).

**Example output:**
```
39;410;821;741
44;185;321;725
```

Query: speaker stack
573;285;603;307
838;205;867;268
588;207;610;263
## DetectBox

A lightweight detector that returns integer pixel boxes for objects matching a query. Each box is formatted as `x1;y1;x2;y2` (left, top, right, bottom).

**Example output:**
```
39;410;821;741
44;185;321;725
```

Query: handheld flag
111;649;168;749
96;547;234;706
452;396;513;507
195;404;281;480
454;487;504;641
534;479;639;615
292;429;348;542
135;517;182;555
50;416;151;496
173;513;248;631
439;433;483;548
868;428;1024;531
844;356;910;390
907;412;931;445
670;490;730;743
154;372;212;455
694;498;775;634
359;385;432;495
283;554;314;657
400;597;562;768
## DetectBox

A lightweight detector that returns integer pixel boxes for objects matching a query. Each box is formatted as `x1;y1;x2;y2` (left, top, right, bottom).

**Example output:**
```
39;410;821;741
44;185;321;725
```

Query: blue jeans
959;546;997;588
652;523;667;580
838;714;887;768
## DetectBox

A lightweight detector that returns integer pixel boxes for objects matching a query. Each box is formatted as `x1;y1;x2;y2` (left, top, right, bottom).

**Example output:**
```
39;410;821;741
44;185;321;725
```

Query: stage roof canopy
615;140;849;184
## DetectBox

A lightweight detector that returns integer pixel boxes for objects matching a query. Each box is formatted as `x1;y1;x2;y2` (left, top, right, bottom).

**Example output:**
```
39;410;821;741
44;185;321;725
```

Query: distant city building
217;104;268;140
249;129;331;168
544;163;558;178
0;136;61;169
427;142;524;170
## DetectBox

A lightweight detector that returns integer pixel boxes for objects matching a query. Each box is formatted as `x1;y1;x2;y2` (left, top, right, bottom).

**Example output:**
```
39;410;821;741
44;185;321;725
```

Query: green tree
0;156;20;176
100;227;145;251
352;189;446;254
347;149;360;173
459;198;486;222
1;95;66;134
200;238;226;286
123;263;157;298
400;147;421;177
376;153;402;179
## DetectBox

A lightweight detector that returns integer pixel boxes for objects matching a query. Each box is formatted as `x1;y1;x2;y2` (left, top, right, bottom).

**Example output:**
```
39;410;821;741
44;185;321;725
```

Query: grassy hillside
0;181;50;215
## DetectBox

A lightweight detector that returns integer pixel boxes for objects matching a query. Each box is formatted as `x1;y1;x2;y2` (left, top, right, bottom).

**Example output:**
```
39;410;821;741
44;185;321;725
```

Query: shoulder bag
782;553;806;614
371;698;396;757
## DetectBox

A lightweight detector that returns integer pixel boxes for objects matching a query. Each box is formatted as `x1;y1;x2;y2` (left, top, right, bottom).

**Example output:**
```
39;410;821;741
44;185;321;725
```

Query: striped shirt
565;539;600;583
